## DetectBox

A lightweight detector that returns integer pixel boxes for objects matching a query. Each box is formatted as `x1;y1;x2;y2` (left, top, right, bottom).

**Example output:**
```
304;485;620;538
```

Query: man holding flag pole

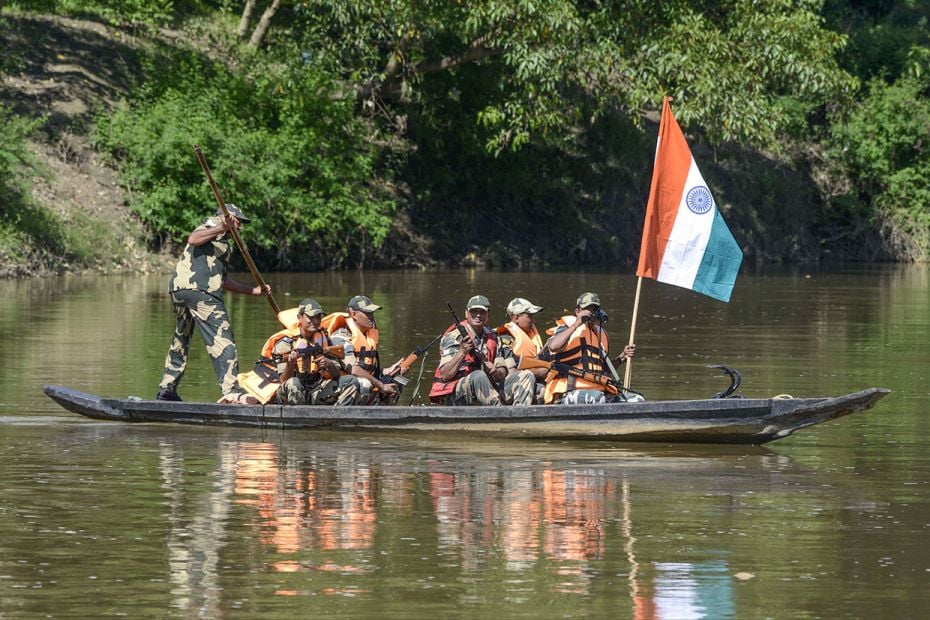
624;97;744;389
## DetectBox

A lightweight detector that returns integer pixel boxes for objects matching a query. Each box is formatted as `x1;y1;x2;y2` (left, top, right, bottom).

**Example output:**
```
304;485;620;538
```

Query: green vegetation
2;0;929;274
95;49;395;269
0;107;56;270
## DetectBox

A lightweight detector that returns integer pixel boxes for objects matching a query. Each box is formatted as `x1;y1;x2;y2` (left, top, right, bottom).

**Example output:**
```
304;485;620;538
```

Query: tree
237;0;283;48
285;0;855;151
236;0;257;39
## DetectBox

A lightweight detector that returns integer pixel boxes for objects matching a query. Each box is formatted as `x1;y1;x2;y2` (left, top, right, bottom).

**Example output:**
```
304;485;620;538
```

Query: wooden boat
43;384;890;445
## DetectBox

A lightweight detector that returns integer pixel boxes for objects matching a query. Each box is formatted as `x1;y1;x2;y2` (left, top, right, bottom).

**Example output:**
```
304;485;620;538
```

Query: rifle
385;332;443;387
446;302;504;394
257;344;345;370
518;355;623;396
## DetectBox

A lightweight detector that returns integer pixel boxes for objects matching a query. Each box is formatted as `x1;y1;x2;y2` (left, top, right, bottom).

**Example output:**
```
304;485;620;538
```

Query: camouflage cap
506;297;543;316
217;203;250;223
466;295;491;310
348;295;381;313
576;292;601;308
298;298;324;317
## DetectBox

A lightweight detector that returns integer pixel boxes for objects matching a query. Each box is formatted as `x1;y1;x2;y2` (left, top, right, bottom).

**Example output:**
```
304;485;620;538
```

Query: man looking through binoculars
541;292;636;405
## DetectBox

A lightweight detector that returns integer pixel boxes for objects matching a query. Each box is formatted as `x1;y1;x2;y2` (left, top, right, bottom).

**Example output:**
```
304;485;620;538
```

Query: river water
0;266;927;618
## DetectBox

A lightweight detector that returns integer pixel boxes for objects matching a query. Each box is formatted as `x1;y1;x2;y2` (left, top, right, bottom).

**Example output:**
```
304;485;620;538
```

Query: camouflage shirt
168;217;233;296
438;329;515;373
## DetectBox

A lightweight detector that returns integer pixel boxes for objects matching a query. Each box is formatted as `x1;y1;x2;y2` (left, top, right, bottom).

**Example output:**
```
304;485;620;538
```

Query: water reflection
151;436;779;617
161;442;235;616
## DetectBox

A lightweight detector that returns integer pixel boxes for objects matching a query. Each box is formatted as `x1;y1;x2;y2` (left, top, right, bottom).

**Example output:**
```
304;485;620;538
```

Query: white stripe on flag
656;157;716;289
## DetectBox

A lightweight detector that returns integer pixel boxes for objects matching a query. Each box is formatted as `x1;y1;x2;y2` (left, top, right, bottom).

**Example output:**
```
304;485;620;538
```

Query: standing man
264;299;360;406
543;292;636;405
429;295;535;406
156;204;271;403
324;295;406;405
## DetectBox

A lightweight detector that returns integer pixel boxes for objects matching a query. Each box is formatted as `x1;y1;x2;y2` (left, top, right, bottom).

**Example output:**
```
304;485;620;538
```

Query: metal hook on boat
708;365;742;399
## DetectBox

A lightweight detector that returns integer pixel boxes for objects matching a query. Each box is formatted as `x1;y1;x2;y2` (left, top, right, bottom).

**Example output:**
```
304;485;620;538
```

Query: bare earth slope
0;13;166;277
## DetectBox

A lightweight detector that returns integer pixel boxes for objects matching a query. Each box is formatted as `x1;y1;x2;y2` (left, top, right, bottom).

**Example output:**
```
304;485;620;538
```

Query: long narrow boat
44;385;890;444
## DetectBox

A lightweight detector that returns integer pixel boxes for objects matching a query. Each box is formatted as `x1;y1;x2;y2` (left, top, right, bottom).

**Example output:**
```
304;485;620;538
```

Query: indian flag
636;98;743;302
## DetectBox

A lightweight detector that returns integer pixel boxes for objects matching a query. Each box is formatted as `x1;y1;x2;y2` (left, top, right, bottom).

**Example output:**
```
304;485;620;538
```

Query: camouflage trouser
158;289;242;397
449;370;536;406
503;370;536;406
276;375;360;406
560;389;621;405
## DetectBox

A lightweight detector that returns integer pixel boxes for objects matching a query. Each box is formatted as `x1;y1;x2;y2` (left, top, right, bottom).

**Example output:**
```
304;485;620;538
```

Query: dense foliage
95;49;396;269
2;0;930;269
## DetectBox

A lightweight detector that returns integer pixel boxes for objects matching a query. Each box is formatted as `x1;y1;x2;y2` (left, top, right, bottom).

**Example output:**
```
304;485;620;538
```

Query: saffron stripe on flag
635;97;743;302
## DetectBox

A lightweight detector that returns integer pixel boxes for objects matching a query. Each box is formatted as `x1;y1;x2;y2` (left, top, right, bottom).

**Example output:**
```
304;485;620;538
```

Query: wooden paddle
193;145;280;315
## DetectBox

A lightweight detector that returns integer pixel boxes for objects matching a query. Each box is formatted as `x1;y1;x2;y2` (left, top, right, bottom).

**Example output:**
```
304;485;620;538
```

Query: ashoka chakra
686;186;714;215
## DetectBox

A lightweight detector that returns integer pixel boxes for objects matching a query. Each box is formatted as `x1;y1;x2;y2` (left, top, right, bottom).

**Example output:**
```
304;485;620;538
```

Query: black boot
156;388;183;402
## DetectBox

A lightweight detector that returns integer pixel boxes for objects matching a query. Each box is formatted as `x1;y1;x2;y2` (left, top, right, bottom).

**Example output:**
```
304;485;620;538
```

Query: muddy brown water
1;266;928;618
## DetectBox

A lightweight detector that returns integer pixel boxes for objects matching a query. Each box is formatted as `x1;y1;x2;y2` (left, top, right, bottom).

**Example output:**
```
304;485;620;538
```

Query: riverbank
0;13;169;277
0;10;919;279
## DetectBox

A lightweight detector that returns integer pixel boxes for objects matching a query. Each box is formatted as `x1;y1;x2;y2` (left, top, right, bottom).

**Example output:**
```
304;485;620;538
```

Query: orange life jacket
320;312;380;375
239;326;331;404
500;321;543;358
429;322;498;403
543;316;610;404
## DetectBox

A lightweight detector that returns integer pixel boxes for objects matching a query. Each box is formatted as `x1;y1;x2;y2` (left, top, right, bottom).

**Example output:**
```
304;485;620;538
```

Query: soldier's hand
379;382;398;397
252;284;272;296
383;361;403;377
460;334;475;354
219;213;240;233
615;344;636;363
318;357;339;378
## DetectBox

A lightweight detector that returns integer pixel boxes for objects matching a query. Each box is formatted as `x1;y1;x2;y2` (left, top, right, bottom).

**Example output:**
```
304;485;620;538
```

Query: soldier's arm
545;325;573;355
329;330;358;366
187;217;232;246
274;340;296;382
223;278;270;296
438;334;468;382
350;364;396;396
493;348;516;380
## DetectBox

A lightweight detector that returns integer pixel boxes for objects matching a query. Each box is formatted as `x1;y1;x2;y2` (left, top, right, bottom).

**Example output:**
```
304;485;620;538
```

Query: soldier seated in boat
542;292;636;405
322;295;407;405
429;295;536;406
264;299;361;406
496;297;548;401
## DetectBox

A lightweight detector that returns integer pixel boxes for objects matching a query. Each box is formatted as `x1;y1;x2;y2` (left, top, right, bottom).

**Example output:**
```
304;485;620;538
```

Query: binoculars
582;308;609;324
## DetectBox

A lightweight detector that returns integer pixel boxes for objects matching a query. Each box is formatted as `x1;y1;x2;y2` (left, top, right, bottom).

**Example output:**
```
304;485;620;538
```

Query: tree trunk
236;0;258;39
248;0;282;48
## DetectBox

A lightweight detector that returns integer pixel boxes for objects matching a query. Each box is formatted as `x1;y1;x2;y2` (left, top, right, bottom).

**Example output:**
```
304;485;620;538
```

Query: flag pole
623;276;643;389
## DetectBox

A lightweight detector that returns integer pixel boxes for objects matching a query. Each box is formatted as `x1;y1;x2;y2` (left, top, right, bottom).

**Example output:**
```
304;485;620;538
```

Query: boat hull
43;385;890;444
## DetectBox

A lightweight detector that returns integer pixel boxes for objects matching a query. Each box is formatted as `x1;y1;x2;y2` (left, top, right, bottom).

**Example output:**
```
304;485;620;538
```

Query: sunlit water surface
1;266;928;618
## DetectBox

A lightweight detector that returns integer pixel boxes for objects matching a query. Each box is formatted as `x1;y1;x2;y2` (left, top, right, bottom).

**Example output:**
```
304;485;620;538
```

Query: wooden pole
623;276;643;389
193;145;280;315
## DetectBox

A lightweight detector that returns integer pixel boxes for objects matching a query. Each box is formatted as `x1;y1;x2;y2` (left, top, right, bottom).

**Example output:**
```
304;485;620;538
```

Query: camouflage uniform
158;217;244;398
329;327;403;405
437;331;536;406
271;337;360;406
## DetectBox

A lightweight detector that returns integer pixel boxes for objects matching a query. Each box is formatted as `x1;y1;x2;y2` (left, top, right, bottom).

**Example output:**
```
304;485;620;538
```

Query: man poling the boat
323;295;407;405
156;200;273;405
246;298;361;406
429;295;535;406
542;292;637;405
157;146;279;405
